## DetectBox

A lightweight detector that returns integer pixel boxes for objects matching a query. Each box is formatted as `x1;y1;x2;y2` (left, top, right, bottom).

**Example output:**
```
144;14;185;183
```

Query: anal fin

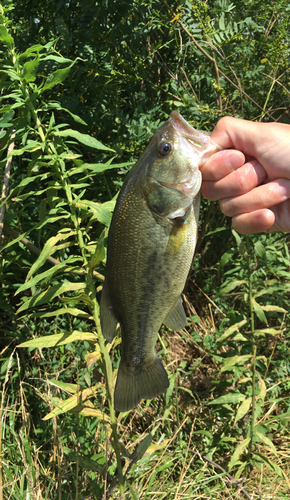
163;297;188;331
100;280;118;342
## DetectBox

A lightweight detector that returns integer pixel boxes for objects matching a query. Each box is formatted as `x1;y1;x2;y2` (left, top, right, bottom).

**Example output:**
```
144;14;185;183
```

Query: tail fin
114;356;169;412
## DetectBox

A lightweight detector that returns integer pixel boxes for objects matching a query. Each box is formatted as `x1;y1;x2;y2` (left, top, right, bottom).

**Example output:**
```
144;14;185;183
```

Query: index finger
201;149;245;181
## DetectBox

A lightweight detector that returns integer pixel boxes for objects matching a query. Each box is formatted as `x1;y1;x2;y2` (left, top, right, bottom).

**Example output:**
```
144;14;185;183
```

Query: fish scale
100;111;220;412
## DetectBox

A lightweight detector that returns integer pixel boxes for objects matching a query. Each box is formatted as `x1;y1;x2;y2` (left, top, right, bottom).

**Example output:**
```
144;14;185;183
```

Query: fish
100;111;220;412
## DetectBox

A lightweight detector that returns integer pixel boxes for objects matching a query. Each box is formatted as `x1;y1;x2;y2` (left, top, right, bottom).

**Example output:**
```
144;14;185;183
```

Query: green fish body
100;111;219;411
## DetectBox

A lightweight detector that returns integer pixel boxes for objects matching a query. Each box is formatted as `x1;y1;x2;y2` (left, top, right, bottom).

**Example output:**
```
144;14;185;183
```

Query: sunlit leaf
235;397;251;423
208;393;246;405
228;437;250;469
18;330;97;348
53;129;114;151
218;319;247;342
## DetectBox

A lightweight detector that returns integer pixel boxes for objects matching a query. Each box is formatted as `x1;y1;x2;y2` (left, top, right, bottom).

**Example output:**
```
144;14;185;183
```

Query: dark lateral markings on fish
100;111;220;412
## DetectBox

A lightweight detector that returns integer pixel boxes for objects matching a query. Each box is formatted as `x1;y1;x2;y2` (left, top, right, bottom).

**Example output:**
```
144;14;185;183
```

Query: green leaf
217;280;246;296
47;379;78;394
220;355;252;373
260;305;287;313
63;447;104;473
21;54;40;83
218;319;247;342
208;393;246;405
26;232;75;280
254;240;266;260
17;282;86;313
19;44;44;61
89;229;106;271
0;25;14;48
15;257;80;294
254;453;283;476
228;437;250;469
43;385;106;420
254;328;283;336
33;307;90;318
43;61;76;90
235;397;251;423
255;430;277;456
54;129;114;151
251;298;267;324
76;199;112;226
131;434;153;461
18;330;97;348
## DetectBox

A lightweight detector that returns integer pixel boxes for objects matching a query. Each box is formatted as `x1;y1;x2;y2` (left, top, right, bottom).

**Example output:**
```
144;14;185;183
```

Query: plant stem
245;236;256;463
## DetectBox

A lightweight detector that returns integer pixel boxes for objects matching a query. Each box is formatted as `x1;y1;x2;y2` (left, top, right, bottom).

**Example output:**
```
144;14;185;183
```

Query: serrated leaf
0;25;14;48
220;354;252;373
228;438;250;469
235;397;251;423
18;330;97;348
43;385;103;420
54;129;114;151
255;430;277;456
218;280;246;296
208;393;246;405
251;298;267;324
218;319;247;342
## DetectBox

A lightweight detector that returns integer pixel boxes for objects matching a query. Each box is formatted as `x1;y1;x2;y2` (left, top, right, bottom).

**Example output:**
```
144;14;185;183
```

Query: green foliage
1;1;290;499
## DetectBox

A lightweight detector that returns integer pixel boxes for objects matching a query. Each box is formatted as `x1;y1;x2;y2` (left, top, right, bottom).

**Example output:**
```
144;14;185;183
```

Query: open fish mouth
169;110;221;157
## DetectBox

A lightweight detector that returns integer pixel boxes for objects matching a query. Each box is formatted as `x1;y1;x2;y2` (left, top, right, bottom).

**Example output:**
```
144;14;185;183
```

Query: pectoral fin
163;297;188;331
100;280;118;342
145;181;192;220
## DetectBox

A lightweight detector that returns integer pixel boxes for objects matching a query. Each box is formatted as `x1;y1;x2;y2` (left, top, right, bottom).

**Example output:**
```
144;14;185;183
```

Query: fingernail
225;151;245;171
278;183;290;199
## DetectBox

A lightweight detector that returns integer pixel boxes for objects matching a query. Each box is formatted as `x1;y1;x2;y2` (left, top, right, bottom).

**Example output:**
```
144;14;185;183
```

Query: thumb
210;117;269;157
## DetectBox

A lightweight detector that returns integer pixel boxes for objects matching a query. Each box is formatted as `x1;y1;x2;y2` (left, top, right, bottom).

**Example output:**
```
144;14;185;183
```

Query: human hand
201;117;290;233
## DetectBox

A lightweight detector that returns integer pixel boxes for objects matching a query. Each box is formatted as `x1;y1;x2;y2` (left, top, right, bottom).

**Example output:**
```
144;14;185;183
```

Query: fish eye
158;141;172;156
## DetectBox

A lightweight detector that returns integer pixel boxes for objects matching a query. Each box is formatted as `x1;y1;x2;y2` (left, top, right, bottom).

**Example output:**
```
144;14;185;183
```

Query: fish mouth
160;176;200;196
169;111;222;166
169;110;219;152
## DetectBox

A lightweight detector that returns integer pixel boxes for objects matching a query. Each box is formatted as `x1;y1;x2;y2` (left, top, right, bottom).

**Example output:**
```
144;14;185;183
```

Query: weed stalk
245;236;256;463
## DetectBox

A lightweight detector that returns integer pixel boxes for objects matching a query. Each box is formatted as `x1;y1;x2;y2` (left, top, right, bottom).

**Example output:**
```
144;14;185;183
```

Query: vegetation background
1;0;290;498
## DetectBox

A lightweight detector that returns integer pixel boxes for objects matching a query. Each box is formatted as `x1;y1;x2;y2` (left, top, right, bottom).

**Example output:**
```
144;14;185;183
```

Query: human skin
201;117;290;233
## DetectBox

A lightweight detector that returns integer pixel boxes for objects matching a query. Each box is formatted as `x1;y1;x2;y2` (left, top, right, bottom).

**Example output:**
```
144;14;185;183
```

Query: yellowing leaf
218;319;247;342
235;397;251;423
228;438;250;469
18;330;97;348
220;355;251;373
170;13;181;22
261;58;268;63
43;384;103;420
209;393;245;405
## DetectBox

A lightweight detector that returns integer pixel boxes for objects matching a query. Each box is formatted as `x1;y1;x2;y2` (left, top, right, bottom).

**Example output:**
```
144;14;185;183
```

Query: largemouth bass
100;111;220;412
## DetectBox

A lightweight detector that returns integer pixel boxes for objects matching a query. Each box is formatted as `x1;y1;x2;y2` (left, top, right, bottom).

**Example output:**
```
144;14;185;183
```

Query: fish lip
159;177;200;196
169;110;216;151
